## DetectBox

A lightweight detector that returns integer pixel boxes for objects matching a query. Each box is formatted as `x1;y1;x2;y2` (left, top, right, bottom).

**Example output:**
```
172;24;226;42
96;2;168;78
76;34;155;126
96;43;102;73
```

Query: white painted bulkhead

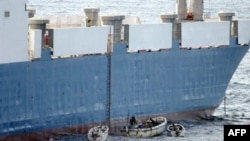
0;0;29;64
128;23;173;52
51;26;113;57
181;21;230;48
237;20;250;45
46;16;84;28
29;29;42;59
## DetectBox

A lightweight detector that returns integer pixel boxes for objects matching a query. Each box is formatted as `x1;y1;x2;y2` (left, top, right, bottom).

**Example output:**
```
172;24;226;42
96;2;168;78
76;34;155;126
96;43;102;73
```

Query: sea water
27;0;250;140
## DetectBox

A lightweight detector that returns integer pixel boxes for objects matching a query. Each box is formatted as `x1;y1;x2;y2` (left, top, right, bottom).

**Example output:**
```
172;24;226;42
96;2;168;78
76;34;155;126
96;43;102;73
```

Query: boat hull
120;116;167;138
0;105;217;141
0;42;249;139
87;125;109;141
167;123;185;137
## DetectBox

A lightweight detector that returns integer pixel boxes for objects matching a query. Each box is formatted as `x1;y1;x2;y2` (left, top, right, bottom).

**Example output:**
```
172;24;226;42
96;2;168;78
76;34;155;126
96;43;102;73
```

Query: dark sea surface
27;0;250;140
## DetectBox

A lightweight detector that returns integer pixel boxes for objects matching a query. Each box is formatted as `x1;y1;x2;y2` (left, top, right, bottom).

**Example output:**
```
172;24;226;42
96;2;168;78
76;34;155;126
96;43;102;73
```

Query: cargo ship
0;0;249;140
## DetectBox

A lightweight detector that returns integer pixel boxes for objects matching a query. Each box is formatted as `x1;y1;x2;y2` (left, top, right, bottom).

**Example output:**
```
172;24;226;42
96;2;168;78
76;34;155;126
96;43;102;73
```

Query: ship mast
176;0;187;20
176;0;204;21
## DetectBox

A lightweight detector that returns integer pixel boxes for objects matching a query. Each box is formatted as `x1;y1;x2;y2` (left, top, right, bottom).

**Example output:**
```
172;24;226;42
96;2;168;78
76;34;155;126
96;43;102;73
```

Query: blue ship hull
0;39;249;140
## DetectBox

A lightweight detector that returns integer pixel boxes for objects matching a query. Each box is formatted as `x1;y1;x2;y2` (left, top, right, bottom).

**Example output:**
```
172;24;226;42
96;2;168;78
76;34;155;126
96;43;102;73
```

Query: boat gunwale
120;116;167;132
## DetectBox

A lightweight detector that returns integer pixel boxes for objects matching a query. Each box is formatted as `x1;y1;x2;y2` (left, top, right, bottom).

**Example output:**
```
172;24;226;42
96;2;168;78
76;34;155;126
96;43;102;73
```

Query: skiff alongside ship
120;116;167;138
0;0;250;140
87;125;109;141
167;123;185;137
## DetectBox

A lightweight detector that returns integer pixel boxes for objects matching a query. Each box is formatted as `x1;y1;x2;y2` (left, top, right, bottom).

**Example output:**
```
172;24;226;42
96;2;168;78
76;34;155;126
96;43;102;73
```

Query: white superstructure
1;0;250;65
0;0;29;64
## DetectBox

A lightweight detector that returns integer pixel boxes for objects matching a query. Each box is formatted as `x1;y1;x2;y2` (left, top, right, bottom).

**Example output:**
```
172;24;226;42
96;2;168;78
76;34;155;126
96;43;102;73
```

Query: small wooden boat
167;123;185;137
120;116;167;138
87;125;109;141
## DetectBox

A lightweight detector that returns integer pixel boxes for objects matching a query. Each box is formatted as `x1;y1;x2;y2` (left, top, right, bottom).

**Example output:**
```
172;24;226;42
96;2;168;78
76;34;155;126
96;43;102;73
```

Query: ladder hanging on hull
106;53;112;127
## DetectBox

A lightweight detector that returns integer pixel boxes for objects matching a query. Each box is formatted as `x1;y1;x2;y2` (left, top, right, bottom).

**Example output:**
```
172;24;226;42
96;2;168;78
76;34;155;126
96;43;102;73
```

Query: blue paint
0;38;249;136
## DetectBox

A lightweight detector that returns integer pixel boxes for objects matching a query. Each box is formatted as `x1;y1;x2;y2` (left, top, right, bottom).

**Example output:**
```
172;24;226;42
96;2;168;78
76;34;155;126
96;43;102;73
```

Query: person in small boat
129;116;138;129
178;125;183;130
172;123;178;131
150;118;159;126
